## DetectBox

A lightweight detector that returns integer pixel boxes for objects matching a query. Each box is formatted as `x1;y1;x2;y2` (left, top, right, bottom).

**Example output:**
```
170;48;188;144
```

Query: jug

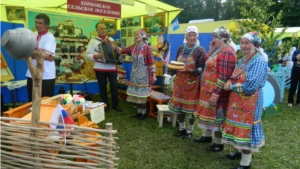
1;28;36;60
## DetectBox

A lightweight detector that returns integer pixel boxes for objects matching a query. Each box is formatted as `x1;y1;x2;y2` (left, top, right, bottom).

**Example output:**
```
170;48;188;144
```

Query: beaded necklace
179;44;196;64
231;51;258;78
132;42;145;71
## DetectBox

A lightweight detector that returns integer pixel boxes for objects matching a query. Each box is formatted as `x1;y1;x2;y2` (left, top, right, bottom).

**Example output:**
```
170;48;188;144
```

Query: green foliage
220;0;242;20
269;0;300;27
159;0;299;61
159;0;223;23
161;0;299;27
229;0;297;62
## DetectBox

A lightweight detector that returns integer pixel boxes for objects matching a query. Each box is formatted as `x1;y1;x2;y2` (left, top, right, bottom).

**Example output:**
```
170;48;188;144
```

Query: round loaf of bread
170;61;184;66
167;64;185;70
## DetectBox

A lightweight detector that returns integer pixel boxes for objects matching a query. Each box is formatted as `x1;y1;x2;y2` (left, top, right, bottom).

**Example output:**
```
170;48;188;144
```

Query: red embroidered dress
169;45;206;114
221;53;268;152
194;45;236;131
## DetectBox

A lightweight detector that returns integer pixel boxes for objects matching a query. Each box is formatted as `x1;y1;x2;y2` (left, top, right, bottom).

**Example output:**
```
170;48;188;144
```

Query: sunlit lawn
95;91;299;169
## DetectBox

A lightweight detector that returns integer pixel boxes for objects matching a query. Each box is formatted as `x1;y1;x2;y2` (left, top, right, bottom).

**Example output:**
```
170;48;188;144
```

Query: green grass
93;91;300;169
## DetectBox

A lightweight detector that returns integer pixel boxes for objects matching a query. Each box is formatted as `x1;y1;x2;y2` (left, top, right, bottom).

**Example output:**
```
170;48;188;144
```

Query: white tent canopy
1;0;182;24
274;27;300;40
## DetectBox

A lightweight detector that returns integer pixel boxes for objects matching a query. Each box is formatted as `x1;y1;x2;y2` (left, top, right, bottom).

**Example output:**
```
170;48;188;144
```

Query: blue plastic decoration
262;81;275;108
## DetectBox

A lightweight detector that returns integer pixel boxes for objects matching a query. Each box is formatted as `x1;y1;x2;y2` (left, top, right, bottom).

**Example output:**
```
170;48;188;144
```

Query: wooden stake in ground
25;49;47;162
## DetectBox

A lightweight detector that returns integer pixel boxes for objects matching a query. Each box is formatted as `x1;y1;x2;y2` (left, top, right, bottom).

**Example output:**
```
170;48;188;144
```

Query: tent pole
167;12;169;41
163;12;170;75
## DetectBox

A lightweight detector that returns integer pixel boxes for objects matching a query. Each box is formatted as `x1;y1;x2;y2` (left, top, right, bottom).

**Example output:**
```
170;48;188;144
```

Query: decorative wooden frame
100;20;117;36
121;16;141;28
5;6;26;20
143;13;165;34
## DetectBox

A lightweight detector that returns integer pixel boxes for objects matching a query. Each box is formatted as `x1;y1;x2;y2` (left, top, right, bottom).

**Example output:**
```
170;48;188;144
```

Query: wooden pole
105;123;113;169
25;49;47;164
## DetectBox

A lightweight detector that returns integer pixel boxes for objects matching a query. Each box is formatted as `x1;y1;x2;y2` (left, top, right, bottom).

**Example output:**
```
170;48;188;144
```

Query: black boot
139;114;147;120
226;151;242;160
174;129;186;137
231;164;251;169
182;132;192;139
206;143;224;152
130;113;141;118
194;136;213;143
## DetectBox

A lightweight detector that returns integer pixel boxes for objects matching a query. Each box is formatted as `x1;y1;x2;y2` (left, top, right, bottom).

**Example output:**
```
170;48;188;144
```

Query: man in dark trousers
26;13;56;101
287;48;300;107
85;23;122;112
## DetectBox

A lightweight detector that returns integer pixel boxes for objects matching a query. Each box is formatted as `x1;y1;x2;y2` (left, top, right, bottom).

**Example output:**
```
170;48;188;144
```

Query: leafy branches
229;0;296;62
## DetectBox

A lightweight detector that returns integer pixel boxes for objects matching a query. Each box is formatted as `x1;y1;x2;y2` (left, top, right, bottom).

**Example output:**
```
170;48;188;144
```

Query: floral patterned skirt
168;72;199;114
126;85;151;104
221;89;265;152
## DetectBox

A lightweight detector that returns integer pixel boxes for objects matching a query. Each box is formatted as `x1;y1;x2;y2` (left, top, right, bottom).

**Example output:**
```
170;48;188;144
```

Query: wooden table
40;94;106;120
56;78;89;95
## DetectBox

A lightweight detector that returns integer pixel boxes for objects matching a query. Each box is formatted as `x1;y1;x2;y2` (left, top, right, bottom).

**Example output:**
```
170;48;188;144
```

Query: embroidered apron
221;55;259;148
169;49;200;114
194;53;225;130
126;45;151;104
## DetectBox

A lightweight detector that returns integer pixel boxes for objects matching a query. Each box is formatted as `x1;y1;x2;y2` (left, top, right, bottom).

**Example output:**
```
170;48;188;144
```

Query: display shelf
55;37;89;42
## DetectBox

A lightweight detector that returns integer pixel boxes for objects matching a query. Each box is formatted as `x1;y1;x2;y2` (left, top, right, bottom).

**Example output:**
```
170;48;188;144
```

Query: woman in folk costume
193;26;236;151
105;30;156;120
169;26;206;139
222;32;268;169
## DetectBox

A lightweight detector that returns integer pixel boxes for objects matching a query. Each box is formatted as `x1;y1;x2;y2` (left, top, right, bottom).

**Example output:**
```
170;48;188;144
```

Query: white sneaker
287;103;293;107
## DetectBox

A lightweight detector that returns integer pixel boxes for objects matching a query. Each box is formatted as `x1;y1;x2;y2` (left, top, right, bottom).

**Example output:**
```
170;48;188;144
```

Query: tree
220;0;242;20
159;0;223;23
161;0;300;27
268;0;300;27
229;0;298;61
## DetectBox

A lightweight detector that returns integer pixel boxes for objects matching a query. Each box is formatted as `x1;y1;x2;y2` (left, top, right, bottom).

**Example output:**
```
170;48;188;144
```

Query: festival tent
0;0;182;104
1;0;182;25
167;20;237;61
274;27;300;40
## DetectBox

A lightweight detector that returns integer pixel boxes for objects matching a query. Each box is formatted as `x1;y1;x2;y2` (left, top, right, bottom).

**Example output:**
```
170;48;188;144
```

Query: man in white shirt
85;23;122;112
26;13;56;101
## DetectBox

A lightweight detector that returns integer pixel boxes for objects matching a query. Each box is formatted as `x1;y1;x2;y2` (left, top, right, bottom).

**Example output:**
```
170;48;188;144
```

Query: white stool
156;105;177;127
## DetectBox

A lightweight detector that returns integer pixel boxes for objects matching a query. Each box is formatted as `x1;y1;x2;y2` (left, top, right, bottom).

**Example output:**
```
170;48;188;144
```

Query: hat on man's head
212;26;231;41
241;31;262;48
